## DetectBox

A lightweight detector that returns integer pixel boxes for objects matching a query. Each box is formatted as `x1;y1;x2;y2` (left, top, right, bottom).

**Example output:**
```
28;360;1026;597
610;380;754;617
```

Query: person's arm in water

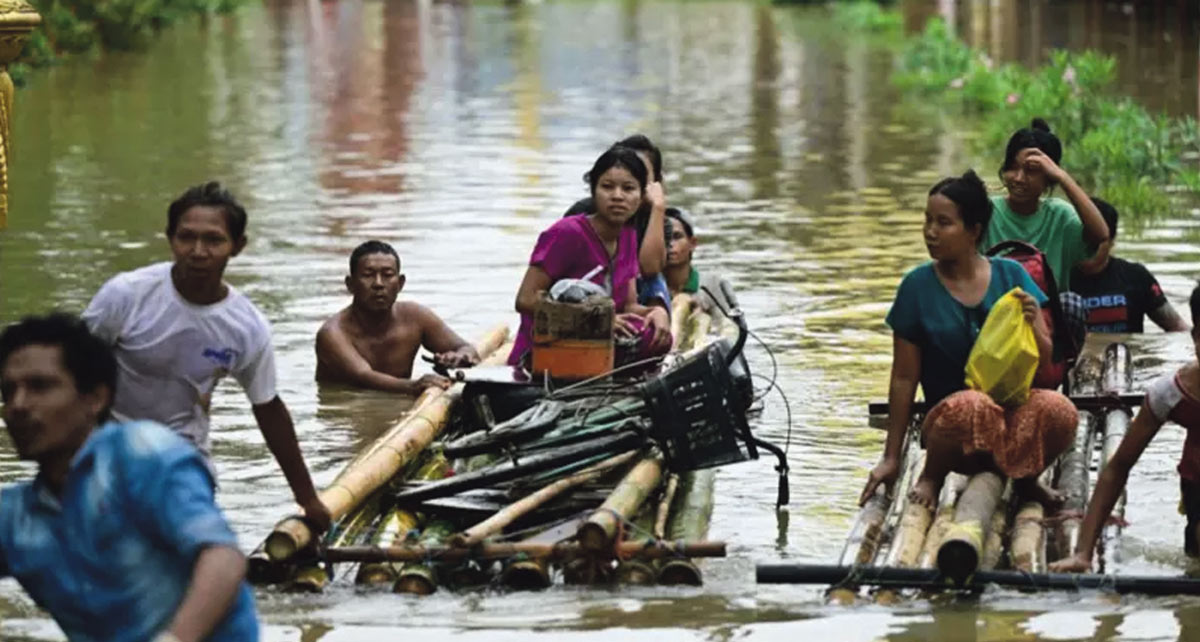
415;305;480;368
1049;406;1164;572
638;182;668;277
1149;301;1191;332
1021;148;1108;245
163;546;246;642
315;324;450;393
860;335;921;505
615;279;670;351
251;398;332;533
515;266;553;316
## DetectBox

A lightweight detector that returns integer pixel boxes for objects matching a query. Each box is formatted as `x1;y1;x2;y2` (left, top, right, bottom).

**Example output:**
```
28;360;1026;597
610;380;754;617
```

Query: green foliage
15;0;244;79
830;1;902;35
848;6;1198;218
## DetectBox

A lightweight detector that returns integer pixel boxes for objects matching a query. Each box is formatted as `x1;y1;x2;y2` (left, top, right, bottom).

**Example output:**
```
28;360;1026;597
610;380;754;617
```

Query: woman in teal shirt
860;170;1078;511
981;118;1109;291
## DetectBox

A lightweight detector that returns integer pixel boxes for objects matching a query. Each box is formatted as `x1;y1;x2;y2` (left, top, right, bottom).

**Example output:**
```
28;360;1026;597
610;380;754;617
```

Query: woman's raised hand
614;313;641;338
645;306;671;351
1018;148;1067;183
646;181;666;211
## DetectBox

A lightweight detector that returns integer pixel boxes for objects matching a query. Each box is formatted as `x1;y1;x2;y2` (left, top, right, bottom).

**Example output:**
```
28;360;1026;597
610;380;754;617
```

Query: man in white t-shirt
82;181;331;532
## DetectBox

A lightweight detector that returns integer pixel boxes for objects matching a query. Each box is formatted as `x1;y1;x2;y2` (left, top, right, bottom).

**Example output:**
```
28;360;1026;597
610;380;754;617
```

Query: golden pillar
0;0;41;229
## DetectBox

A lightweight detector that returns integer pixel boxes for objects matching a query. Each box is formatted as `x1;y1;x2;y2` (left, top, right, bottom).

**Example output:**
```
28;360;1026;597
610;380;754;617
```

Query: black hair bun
960;168;985;190
1030;117;1051;133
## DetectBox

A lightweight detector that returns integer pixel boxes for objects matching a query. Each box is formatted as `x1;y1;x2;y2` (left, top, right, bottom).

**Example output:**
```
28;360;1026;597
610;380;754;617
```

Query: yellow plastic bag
964;287;1038;406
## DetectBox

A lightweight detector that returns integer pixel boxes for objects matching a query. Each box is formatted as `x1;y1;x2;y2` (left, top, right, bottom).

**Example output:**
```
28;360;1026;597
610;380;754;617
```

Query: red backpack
985;240;1080;389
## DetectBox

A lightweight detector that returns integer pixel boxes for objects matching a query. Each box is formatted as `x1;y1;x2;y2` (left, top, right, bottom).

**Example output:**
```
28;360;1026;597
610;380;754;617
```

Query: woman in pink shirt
509;147;672;366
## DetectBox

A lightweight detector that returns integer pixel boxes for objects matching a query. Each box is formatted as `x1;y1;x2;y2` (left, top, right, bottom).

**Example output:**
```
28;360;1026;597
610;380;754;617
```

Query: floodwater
0;0;1198;639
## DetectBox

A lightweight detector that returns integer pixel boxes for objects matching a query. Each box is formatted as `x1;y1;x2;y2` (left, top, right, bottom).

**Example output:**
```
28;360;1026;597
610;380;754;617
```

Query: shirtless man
316;241;479;393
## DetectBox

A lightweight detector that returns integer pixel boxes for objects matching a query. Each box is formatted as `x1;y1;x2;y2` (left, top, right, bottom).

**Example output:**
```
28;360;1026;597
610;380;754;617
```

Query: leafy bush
853;9;1197;218
831;1;902;35
14;0;245;79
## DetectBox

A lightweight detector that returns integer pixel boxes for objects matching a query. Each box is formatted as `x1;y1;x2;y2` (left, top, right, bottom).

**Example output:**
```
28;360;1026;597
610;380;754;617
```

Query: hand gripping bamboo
264;324;509;562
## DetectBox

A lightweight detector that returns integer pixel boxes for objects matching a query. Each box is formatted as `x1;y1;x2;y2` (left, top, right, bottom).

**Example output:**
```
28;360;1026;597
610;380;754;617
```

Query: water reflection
1;0;1199;639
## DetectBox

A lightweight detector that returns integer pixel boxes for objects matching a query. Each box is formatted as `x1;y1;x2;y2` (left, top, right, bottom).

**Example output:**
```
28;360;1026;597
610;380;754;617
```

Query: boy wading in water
0;314;258;641
316;240;480;393
1051;285;1200;573
82;182;330;531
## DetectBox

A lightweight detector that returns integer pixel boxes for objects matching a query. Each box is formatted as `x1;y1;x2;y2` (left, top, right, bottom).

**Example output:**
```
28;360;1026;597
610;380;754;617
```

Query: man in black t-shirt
1071;197;1189;333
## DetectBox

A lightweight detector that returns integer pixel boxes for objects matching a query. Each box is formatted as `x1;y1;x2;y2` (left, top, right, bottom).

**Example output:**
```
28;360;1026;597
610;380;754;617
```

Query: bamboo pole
1098;343;1132;571
1051;413;1095;561
265;325;509;562
979;482;1013;571
247;543;292;586
577;455;664;552
326;540;727;563
393;518;456;595
657;468;716;586
355;453;449;586
1010;500;1045;573
874;451;933;605
937;472;1005;583
828;488;889;604
670;293;695;347
287;496;379;593
916;473;969;569
654;474;680;539
615;503;660;586
448;450;640;548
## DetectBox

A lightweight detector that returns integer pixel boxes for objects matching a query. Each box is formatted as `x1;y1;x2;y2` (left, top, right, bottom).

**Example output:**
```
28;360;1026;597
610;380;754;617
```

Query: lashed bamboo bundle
288;497;379;593
1010;500;1045;572
616;504;660;586
937;472;1005;583
654;474;680;539
979;482;1013;571
658;468;716;586
325;539;727;562
916;473;969;569
1098;343;1132;570
394;519;456;595
578;454;664;551
873;451;932;605
355;453;450;586
265;325;509;562
1051;415;1094;561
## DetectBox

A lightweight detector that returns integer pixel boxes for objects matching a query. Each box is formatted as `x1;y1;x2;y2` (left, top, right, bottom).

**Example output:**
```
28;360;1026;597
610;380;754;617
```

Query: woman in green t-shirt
982;118;1109;291
860;170;1079;513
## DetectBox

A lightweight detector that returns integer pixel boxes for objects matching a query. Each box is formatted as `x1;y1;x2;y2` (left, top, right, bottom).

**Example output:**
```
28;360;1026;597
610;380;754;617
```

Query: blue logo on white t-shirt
201;348;235;367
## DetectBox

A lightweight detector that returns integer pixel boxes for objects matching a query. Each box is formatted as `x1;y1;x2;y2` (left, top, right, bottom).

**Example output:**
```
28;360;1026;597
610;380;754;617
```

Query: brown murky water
1;0;1199;639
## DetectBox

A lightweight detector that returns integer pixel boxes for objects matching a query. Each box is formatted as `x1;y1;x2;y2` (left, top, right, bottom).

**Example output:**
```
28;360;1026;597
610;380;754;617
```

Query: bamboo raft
827;335;1139;599
251;293;759;594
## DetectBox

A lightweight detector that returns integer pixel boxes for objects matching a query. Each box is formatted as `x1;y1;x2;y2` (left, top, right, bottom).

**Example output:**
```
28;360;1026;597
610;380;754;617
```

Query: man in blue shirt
0;314;258;641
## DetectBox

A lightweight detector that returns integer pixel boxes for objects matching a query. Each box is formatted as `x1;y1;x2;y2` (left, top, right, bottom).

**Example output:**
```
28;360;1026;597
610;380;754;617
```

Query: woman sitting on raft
508;147;673;367
983;118;1108;292
860;170;1078;510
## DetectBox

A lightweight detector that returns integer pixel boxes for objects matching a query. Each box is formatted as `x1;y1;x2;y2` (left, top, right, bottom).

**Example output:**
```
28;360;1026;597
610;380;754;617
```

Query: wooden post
0;0;40;229
265;325;508;562
937;472;1005;583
